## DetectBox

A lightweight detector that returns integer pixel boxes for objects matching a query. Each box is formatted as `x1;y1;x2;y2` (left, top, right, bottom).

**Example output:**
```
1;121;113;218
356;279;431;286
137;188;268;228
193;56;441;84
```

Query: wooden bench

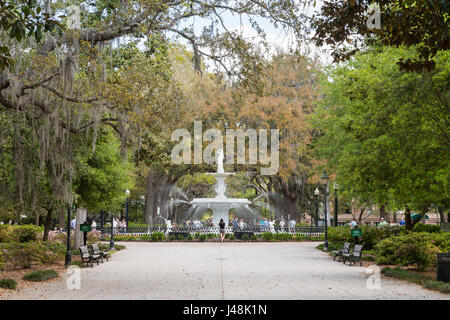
91;243;109;262
332;242;351;261
79;245;100;268
342;244;363;266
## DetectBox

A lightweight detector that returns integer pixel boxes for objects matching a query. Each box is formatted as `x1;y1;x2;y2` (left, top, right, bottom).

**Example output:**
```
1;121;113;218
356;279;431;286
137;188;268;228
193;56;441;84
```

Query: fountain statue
190;149;250;226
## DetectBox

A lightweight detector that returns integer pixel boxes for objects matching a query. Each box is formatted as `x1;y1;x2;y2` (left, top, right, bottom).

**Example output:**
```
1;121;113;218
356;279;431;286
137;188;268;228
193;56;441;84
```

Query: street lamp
314;187;320;227
125;189;130;233
321;171;329;251
65;203;73;265
333;182;339;227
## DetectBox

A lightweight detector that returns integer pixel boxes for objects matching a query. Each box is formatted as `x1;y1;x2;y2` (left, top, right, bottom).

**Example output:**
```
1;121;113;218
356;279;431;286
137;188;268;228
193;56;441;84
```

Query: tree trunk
42;208;53;241
405;207;412;230
438;206;445;223
380;204;386;220
35;212;40;226
74;208;87;249
58;210;64;228
358;208;365;223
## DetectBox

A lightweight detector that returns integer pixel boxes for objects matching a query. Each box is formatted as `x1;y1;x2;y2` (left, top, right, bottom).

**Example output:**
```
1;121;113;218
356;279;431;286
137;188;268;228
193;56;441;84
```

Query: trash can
437;253;450;283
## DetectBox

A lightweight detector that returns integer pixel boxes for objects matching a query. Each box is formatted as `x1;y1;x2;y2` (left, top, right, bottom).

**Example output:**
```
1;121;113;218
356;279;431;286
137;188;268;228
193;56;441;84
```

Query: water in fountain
190;149;251;226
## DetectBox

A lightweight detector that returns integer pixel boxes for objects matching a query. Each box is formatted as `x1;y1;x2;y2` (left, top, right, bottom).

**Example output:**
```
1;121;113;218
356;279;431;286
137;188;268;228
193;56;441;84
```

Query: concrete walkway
3;242;449;300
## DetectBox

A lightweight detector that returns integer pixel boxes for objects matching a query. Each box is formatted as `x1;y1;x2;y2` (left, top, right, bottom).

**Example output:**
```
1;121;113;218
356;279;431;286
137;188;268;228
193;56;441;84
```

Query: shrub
198;234;207;242
0;224;42;243
262;232;273;241
423;280;450;294
228;234;235;241
241;234;249;241
23;269;58;282
0;278;17;289
375;232;446;271
114;244;126;251
4;241;66;268
150;232;165;242
382;267;450;294
250;234;258;241
413;223;441;233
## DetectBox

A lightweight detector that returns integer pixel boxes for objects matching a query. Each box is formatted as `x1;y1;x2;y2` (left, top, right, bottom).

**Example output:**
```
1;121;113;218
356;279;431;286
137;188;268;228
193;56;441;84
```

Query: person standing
280;219;286;231
350;218;358;229
219;218;226;242
113;217;119;233
70;217;76;230
289;219;296;229
239;218;244;230
91;219;97;231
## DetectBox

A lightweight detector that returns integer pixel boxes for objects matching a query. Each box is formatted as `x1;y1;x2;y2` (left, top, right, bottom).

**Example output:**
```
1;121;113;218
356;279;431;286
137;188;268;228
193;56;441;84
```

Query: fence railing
97;226;324;236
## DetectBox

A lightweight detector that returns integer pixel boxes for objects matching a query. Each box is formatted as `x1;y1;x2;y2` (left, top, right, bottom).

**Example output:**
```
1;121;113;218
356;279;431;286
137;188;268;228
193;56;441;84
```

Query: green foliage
150;232;165;242
241;234;249;241
198;234;207;242
375;232;449;271
1;241;65;268
228;234;235;241
413;223;442;233
74;130;134;212
313;46;450;218
0;278;17;289
23;269;58;282
262;232;273;241
312;1;448;71
0;0;62;70
0;224;42;243
326;225;402;249
382;267;450;294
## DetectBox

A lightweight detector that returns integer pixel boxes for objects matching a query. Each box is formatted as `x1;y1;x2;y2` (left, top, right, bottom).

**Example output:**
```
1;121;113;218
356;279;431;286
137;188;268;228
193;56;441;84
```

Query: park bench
342;244;363;266
332;242;351;261
91;243;110;262
79;245;100;268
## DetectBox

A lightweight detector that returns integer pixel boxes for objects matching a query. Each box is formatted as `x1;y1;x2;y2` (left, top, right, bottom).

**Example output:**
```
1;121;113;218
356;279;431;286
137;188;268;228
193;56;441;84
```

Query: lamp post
100;210;104;232
109;213;114;251
125;189;130;233
314;187;320;227
65;204;72;265
333;182;339;227
321;171;329;251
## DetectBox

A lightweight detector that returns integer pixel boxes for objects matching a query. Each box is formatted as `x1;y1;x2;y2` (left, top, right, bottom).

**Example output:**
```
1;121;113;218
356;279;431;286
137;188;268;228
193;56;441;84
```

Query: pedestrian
379;218;388;226
113;217;118;233
70;217;76;229
91;219;97;231
233;217;239;231
289;219;296;229
280;219;286;231
219;218;226;242
350;218;358;229
239;218;244;230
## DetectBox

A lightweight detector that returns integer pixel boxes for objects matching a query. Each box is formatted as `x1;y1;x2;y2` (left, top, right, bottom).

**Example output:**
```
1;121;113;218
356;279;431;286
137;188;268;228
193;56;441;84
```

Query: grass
381;267;450;294
23;269;58;282
0;278;17;289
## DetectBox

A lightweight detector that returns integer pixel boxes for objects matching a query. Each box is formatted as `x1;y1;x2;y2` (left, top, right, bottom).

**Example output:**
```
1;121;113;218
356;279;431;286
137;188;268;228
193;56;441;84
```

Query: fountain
190;149;250;226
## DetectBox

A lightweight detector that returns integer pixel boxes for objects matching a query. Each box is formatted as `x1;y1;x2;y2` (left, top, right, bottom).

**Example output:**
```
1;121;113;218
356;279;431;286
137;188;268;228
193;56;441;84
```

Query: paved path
3;242;449;300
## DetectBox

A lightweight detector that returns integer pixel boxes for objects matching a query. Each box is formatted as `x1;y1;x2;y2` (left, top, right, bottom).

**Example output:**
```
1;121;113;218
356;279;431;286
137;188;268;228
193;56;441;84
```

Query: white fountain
190;149;250;226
